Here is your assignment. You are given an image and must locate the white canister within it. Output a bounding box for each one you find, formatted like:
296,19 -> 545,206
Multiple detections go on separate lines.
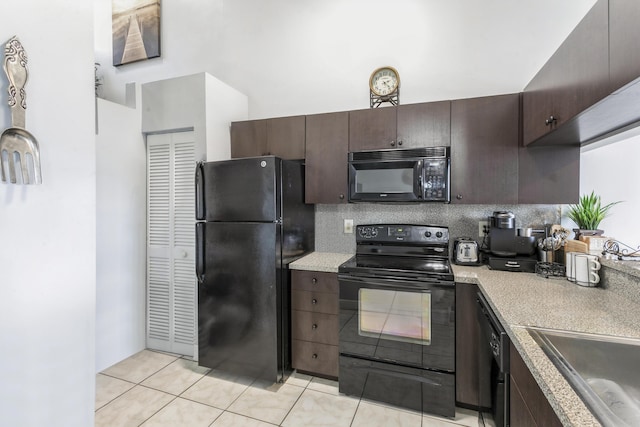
574,254 -> 601,287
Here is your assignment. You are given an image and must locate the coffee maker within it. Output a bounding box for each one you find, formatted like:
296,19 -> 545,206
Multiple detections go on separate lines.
487,211 -> 538,272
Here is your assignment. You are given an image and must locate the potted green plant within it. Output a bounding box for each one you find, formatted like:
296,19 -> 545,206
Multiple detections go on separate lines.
567,191 -> 621,239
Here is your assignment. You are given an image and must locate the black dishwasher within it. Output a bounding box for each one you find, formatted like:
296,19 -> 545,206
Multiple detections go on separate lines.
477,292 -> 510,427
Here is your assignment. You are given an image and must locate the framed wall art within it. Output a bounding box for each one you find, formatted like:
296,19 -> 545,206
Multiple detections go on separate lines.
112,0 -> 161,66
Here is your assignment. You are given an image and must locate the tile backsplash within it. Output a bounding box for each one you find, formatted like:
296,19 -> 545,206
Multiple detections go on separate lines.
315,203 -> 562,254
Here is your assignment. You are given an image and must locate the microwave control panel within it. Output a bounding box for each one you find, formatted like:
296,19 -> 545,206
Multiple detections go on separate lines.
423,159 -> 448,200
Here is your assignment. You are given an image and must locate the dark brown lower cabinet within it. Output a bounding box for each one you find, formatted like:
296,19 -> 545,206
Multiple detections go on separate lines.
510,341 -> 562,427
455,282 -> 481,408
291,270 -> 339,379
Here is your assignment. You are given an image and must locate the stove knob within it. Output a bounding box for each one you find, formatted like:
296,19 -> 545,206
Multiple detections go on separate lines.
425,231 -> 432,238
436,231 -> 443,238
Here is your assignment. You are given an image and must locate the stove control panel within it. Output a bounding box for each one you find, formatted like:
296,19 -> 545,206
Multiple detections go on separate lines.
356,224 -> 449,244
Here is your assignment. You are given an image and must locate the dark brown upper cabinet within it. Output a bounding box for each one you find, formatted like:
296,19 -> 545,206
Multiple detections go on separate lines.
231,115 -> 305,159
396,101 -> 451,147
610,0 -> 640,92
522,0 -> 609,146
518,145 -> 580,204
450,94 -> 520,204
305,112 -> 349,204
230,119 -> 267,158
349,102 -> 451,152
266,115 -> 306,159
348,107 -> 397,151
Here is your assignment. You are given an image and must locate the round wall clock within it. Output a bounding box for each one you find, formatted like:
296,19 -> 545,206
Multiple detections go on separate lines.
369,66 -> 400,108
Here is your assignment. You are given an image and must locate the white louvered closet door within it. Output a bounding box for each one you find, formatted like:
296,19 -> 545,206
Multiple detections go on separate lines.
147,131 -> 197,357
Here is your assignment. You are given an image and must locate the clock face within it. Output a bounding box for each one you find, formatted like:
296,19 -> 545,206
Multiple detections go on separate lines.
370,67 -> 400,96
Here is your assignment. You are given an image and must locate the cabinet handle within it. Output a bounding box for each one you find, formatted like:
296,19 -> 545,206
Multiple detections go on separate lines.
311,277 -> 317,284
545,116 -> 557,126
397,140 -> 403,146
312,298 -> 318,305
456,194 -> 463,200
390,140 -> 396,147
312,353 -> 318,359
312,324 -> 318,329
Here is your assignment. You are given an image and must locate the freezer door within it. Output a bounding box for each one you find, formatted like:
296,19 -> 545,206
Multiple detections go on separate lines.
200,157 -> 280,222
197,221 -> 286,382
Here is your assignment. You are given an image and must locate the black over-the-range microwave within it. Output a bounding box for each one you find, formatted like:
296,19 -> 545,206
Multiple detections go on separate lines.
348,147 -> 451,203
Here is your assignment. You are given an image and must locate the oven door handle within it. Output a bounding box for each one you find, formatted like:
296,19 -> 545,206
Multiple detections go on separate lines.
338,274 -> 454,289
352,363 -> 445,387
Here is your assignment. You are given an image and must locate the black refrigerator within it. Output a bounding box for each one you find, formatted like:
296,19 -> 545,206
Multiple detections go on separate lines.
195,156 -> 314,383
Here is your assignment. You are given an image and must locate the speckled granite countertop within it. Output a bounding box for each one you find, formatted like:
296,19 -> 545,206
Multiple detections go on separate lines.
289,252 -> 353,273
453,265 -> 640,427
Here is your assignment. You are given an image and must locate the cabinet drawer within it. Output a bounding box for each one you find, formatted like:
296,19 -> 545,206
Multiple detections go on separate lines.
292,339 -> 338,378
292,270 -> 338,294
292,310 -> 338,345
292,290 -> 338,314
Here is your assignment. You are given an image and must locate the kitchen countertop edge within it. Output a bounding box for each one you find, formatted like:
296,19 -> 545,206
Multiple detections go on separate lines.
453,264 -> 640,427
289,251 -> 353,273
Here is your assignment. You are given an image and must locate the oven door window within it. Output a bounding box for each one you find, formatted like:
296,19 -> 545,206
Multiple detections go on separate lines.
358,288 -> 431,345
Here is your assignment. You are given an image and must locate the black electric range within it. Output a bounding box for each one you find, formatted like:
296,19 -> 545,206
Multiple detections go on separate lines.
337,224 -> 456,419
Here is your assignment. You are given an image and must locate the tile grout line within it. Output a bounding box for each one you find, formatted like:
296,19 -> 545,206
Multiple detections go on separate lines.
275,381 -> 308,426
132,352 -> 201,426
134,393 -> 179,427
94,374 -> 138,412
223,375 -> 310,426
349,398 -> 363,427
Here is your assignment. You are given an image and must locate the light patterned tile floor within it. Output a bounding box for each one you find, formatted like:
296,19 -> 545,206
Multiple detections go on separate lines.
96,349 -> 481,427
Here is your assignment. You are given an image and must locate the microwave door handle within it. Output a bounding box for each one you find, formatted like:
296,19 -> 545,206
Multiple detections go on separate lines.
416,160 -> 424,199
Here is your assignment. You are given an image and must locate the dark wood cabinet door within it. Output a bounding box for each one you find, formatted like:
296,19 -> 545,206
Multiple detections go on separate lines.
305,112 -> 349,204
230,119 -> 267,158
266,115 -> 306,159
518,145 -> 580,204
455,283 -> 480,407
610,0 -> 640,92
397,101 -> 451,148
523,0 -> 609,146
510,342 -> 563,427
510,377 -> 538,427
450,94 -> 519,204
349,107 -> 397,151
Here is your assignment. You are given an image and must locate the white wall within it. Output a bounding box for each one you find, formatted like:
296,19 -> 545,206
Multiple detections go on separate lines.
94,0 -> 596,119
96,91 -> 146,373
0,1 -> 96,426
205,73 -> 248,161
142,73 -> 247,161
579,134 -> 640,247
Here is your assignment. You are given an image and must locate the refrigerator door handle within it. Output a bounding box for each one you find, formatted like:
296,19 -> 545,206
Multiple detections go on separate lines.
195,161 -> 205,221
196,222 -> 205,283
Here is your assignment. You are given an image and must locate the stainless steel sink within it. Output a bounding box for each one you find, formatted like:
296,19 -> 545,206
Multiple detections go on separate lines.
527,327 -> 640,427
